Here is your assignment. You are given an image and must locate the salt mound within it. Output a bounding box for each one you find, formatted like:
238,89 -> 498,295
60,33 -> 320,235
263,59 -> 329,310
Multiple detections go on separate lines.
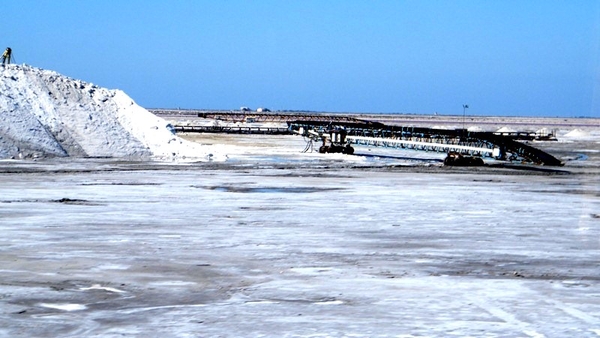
0,64 -> 223,161
467,126 -> 484,132
496,126 -> 517,133
563,129 -> 590,138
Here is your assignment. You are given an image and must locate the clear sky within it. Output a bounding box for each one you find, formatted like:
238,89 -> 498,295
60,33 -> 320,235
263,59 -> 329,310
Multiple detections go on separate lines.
3,1 -> 600,116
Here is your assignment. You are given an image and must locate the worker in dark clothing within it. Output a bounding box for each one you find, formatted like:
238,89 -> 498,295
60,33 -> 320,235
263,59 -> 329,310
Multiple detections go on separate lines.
2,47 -> 12,64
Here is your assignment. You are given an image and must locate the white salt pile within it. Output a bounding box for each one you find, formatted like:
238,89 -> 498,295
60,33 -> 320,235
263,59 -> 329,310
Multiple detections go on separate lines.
0,64 -> 225,161
495,126 -> 517,133
563,129 -> 590,139
467,126 -> 484,132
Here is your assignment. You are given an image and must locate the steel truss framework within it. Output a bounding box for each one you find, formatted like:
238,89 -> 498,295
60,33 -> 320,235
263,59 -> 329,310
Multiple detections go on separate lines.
288,120 -> 563,166
149,109 -> 363,124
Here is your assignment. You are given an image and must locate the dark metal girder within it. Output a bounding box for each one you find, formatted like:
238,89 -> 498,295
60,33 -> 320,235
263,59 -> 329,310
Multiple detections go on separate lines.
287,120 -> 563,166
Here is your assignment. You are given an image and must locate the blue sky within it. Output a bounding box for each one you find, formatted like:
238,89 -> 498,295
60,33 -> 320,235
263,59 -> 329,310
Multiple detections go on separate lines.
3,1 -> 599,116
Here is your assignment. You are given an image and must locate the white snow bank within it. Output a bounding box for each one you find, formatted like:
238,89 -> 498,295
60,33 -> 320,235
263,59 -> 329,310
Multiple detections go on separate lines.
0,64 -> 225,161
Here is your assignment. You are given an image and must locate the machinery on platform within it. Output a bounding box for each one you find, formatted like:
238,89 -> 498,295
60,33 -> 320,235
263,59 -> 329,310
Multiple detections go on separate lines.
298,127 -> 355,154
443,152 -> 485,166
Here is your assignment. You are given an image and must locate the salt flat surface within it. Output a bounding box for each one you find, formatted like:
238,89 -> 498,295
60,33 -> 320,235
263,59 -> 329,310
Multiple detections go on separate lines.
0,133 -> 598,337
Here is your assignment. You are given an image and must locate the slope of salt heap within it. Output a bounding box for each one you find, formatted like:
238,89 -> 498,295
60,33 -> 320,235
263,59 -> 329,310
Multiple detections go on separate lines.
495,126 -> 517,133
467,126 -> 484,132
0,64 -> 225,161
562,129 -> 590,139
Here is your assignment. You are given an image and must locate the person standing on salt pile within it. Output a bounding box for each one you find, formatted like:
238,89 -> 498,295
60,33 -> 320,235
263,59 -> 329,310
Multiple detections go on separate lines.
1,47 -> 11,64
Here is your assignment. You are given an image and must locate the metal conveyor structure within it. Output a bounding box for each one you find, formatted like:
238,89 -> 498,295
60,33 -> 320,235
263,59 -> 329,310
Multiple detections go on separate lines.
288,120 -> 563,166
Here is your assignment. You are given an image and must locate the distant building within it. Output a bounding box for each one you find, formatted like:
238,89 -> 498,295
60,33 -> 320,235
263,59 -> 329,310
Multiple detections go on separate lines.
240,106 -> 251,112
256,107 -> 271,113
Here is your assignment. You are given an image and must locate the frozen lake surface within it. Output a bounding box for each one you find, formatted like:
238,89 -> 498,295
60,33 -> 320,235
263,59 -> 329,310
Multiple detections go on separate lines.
0,134 -> 599,337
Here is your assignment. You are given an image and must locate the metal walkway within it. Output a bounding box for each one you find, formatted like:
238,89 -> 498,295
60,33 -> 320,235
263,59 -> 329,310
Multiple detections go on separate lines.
174,125 -> 290,134
288,120 -> 563,166
150,109 -> 364,124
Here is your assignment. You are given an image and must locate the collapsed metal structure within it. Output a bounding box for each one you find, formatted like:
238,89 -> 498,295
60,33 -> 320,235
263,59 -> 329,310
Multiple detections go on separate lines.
288,120 -> 563,166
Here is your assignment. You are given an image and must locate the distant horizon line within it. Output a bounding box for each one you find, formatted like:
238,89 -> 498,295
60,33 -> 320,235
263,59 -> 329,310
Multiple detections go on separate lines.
147,107 -> 599,119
